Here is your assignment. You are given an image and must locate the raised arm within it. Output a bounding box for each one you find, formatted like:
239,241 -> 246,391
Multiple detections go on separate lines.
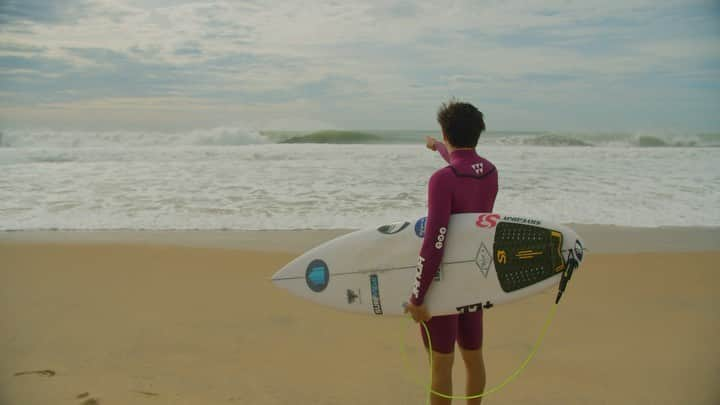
434,141 -> 451,163
410,170 -> 453,306
426,136 -> 451,163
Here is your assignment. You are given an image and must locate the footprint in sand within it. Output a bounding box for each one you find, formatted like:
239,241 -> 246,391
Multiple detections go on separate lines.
76,392 -> 100,404
13,369 -> 56,377
132,390 -> 160,397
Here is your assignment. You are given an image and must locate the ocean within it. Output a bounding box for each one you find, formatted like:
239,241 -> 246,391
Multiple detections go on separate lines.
1,128 -> 718,230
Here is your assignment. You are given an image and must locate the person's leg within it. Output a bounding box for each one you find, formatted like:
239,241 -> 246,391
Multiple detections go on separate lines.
429,350 -> 454,405
458,347 -> 485,405
457,311 -> 485,405
421,315 -> 458,405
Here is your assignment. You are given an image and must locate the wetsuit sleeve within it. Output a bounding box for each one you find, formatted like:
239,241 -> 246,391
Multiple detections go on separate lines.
411,170 -> 453,306
435,141 -> 451,163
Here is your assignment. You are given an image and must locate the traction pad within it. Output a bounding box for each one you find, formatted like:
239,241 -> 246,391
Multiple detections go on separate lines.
493,222 -> 566,292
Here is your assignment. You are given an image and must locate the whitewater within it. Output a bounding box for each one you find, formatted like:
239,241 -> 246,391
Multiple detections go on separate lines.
1,128 -> 718,230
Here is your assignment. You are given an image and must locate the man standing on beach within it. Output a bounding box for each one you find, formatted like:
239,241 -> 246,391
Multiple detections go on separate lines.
405,100 -> 498,405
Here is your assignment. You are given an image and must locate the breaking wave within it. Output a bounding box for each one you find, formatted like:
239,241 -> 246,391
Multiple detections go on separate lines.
281,130 -> 384,144
0,128 -> 717,148
522,134 -> 592,147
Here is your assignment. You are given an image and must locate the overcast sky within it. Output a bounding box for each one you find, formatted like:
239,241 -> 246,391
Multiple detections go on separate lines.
1,0 -> 719,132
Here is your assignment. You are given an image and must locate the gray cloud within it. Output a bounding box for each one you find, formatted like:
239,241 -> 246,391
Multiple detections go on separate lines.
0,0 -> 718,131
0,0 -> 91,24
0,54 -> 71,71
0,42 -> 47,53
174,41 -> 204,57
0,48 -> 203,104
128,45 -> 163,59
374,1 -> 419,18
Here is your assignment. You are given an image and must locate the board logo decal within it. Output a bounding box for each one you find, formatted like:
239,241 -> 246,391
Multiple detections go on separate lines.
476,213 -> 500,228
369,274 -> 383,315
456,301 -> 493,314
305,259 -> 329,292
517,249 -> 543,260
501,216 -> 541,226
414,217 -> 427,238
475,243 -> 492,277
346,289 -> 361,304
377,221 -> 410,235
496,250 -> 507,264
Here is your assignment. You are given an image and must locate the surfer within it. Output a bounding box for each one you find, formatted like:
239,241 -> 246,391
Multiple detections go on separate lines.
405,100 -> 498,404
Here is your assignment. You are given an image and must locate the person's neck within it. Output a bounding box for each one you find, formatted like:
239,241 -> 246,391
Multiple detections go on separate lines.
446,144 -> 475,154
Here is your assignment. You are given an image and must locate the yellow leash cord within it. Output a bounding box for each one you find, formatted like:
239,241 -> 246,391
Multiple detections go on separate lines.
401,303 -> 559,403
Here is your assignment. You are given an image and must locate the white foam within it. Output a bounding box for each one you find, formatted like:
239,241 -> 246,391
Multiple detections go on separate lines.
0,126 -> 269,148
1,143 -> 718,230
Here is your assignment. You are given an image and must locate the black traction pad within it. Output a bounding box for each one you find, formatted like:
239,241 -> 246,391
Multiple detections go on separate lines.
493,222 -> 566,293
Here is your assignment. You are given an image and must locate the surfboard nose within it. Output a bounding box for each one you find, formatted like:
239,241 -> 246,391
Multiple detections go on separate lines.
271,262 -> 296,285
271,267 -> 284,284
272,257 -> 332,295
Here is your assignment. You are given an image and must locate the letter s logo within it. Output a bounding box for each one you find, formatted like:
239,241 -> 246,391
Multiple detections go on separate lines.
476,214 -> 500,228
497,250 -> 507,264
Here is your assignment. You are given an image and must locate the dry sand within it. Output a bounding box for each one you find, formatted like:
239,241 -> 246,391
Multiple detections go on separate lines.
1,229 -> 719,404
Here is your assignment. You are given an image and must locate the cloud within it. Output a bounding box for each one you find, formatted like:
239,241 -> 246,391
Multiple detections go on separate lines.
0,0 -> 718,131
0,54 -> 72,74
0,0 -> 91,24
174,41 -> 204,56
0,42 -> 46,53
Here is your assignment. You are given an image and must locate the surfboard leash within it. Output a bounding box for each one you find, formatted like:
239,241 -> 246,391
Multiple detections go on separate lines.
402,249 -> 581,403
556,248 -> 580,304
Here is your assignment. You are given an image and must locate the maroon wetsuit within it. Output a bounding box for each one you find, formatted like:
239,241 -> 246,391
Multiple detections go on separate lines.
410,141 -> 498,353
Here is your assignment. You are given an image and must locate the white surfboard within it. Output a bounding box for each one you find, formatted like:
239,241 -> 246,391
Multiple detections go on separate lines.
272,213 -> 585,316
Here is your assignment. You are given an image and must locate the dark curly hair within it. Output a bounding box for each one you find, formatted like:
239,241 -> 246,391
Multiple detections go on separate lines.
436,99 -> 485,148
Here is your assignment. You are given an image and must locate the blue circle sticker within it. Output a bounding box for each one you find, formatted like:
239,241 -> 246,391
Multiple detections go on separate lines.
306,259 -> 329,292
414,217 -> 427,238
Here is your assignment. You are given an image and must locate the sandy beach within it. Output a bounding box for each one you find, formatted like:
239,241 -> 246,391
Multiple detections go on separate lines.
1,227 -> 719,405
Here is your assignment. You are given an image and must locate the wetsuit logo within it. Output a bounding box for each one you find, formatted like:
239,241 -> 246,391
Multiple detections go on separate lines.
412,256 -> 425,299
435,227 -> 447,249
472,162 -> 484,175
